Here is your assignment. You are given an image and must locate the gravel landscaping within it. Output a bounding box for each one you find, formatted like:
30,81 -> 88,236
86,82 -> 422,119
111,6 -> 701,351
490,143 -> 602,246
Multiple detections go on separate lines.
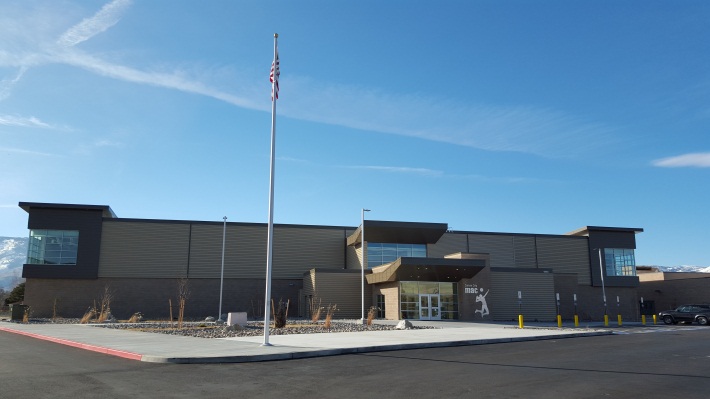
4,318 -> 438,338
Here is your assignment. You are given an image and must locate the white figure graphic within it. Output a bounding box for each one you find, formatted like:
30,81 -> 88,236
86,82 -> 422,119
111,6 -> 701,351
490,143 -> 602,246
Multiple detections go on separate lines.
475,288 -> 490,318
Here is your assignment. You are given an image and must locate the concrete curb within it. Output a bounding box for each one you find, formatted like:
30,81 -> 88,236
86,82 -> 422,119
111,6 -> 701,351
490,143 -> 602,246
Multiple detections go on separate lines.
0,324 -> 611,364
0,326 -> 143,361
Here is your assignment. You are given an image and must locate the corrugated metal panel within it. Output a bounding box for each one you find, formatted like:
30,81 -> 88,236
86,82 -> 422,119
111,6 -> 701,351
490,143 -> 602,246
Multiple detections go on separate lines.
537,236 -> 591,285
513,236 -> 537,268
308,271 -> 369,319
272,226 -> 346,278
98,221 -> 189,278
188,223 -> 232,278
428,232 -> 468,258
468,234 -> 515,268
490,270 -> 556,321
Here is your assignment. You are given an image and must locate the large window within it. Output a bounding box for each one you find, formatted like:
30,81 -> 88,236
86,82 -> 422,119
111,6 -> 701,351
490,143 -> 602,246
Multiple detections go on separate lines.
604,248 -> 636,276
367,243 -> 427,268
27,230 -> 79,265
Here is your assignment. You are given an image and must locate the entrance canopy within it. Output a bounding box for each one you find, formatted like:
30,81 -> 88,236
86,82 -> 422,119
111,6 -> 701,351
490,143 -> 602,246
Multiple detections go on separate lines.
366,257 -> 486,284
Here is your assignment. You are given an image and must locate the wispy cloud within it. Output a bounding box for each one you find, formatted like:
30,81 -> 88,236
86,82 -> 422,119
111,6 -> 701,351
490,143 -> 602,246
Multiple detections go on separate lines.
0,147 -> 58,157
57,0 -> 132,48
0,0 -> 613,159
653,152 -> 710,168
345,165 -> 444,177
0,114 -> 55,129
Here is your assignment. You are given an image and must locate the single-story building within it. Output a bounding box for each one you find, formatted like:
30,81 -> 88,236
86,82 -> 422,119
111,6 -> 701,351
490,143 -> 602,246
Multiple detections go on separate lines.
19,202 -> 644,322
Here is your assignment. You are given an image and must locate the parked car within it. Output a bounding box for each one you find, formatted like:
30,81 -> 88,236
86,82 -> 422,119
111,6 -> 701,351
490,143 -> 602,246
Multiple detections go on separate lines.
659,304 -> 710,326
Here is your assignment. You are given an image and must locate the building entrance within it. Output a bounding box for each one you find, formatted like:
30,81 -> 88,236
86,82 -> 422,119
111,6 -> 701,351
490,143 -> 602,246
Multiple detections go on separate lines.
419,294 -> 441,320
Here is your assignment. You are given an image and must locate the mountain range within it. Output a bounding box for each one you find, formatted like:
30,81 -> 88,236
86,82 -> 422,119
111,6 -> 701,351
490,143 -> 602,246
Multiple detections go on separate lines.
0,236 -> 708,290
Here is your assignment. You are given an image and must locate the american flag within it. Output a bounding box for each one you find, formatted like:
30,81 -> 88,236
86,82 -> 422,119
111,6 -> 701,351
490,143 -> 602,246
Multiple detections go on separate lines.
270,46 -> 280,100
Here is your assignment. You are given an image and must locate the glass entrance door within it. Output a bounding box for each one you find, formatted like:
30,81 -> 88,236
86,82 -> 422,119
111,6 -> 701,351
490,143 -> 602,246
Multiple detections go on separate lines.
419,294 -> 441,320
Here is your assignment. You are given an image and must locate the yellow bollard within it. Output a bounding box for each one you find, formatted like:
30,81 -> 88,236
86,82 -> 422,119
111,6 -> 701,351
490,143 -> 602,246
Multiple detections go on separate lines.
604,314 -> 609,327
642,315 -> 646,325
518,314 -> 524,329
617,314 -> 622,326
574,314 -> 579,327
653,314 -> 657,325
557,314 -> 562,328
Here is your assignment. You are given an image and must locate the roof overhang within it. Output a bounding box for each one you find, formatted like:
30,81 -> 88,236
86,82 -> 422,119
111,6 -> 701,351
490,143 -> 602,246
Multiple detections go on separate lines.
566,226 -> 644,237
347,220 -> 448,246
19,202 -> 117,218
366,257 -> 486,284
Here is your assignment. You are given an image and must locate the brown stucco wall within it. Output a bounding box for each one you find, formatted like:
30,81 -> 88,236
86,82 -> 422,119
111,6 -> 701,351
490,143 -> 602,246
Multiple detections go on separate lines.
637,276 -> 710,312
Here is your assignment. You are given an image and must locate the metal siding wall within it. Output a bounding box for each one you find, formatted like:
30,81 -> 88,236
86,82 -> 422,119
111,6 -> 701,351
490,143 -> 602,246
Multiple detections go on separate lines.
468,234 -> 515,268
98,221 -> 189,278
188,223 -> 227,278
312,272 -> 366,319
428,233 -> 468,257
537,237 -> 591,285
513,236 -> 537,268
272,226 -> 345,279
490,271 -> 556,321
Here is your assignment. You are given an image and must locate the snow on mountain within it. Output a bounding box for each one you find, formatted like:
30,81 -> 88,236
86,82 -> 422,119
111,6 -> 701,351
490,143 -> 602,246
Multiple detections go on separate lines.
0,237 -> 27,290
654,265 -> 710,273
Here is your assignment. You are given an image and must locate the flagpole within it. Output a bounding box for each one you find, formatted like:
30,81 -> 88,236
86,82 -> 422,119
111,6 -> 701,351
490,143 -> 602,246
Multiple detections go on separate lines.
262,33 -> 278,346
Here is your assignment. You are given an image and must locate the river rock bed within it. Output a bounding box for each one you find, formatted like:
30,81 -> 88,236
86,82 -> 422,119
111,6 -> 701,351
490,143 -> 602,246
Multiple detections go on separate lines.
7,318 -> 437,338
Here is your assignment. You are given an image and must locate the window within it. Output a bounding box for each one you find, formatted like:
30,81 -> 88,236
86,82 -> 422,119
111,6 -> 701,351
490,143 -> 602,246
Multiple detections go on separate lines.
27,230 -> 79,265
376,294 -> 385,318
604,248 -> 636,277
367,243 -> 427,268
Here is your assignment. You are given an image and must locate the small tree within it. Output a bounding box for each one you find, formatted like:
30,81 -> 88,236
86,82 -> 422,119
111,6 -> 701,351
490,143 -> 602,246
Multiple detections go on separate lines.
4,282 -> 25,305
176,278 -> 190,328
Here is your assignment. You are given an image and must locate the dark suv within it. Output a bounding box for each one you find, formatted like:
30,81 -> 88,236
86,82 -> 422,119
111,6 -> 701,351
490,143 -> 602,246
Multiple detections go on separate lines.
659,304 -> 710,326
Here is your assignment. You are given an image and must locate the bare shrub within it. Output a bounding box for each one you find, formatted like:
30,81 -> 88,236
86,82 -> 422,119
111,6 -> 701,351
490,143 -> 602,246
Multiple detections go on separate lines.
127,312 -> 143,323
97,285 -> 113,323
324,304 -> 337,330
309,297 -> 323,322
271,299 -> 290,328
22,306 -> 30,323
367,306 -> 378,326
80,303 -> 97,324
52,298 -> 59,321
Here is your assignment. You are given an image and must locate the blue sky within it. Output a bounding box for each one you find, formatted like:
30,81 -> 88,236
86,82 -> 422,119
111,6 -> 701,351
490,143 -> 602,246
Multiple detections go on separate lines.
1,0 -> 709,267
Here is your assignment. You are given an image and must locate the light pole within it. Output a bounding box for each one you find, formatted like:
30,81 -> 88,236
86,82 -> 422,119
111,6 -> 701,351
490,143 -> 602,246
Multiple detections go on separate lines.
218,216 -> 227,323
361,208 -> 371,324
597,248 -> 608,325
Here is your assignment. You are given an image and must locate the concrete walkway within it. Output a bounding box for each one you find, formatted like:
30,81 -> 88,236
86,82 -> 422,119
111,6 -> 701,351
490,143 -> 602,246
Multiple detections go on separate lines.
0,320 -> 612,364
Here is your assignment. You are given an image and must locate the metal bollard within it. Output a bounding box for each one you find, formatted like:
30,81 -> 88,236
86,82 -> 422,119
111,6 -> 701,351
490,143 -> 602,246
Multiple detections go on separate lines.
518,314 -> 524,329
574,314 -> 579,327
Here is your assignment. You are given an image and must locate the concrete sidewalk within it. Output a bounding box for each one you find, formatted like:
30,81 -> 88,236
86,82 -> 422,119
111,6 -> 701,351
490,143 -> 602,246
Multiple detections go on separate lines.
0,320 -> 612,364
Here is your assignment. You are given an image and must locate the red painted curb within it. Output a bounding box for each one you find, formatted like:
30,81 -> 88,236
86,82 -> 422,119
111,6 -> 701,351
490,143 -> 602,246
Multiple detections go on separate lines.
0,326 -> 143,361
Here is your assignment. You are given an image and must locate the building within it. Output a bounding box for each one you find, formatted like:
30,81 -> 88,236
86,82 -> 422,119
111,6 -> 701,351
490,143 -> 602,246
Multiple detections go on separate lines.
19,202 -> 644,322
636,268 -> 710,314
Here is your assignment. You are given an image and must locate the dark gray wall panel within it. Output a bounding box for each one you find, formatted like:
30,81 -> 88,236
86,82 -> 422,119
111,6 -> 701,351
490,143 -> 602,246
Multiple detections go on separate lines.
468,233 -> 515,268
23,207 -> 104,279
537,236 -> 591,285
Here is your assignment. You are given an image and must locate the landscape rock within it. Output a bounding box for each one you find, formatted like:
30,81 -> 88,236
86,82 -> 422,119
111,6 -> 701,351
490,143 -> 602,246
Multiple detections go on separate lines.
396,320 -> 413,330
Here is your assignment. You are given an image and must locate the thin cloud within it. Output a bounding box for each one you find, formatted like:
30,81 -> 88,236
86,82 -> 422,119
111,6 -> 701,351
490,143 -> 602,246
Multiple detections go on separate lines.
0,114 -> 54,129
346,165 -> 444,177
653,152 -> 710,168
57,0 -> 132,47
0,0 -> 614,159
0,147 -> 58,157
